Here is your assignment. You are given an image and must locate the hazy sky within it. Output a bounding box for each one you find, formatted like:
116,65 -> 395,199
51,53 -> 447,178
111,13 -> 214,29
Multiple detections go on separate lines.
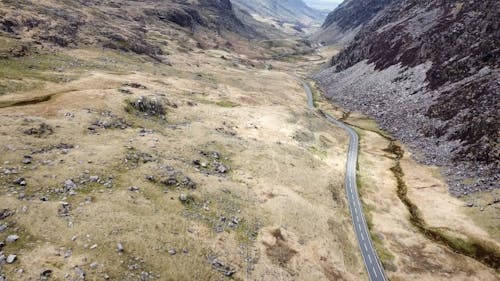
303,0 -> 343,11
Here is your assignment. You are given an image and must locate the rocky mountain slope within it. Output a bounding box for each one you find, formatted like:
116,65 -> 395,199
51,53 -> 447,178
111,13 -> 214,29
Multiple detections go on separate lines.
315,0 -> 500,195
312,0 -> 395,45
0,0 -> 264,61
231,0 -> 328,32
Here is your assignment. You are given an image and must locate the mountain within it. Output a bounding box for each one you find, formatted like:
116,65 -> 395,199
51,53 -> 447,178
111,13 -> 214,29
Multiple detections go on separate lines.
231,0 -> 328,30
314,0 -> 500,195
0,0 -> 263,60
312,0 -> 395,45
303,0 -> 341,11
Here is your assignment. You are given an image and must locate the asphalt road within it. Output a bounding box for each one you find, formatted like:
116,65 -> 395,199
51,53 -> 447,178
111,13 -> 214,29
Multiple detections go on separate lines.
300,79 -> 388,281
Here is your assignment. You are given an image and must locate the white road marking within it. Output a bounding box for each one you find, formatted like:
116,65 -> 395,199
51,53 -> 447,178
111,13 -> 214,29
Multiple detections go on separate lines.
303,89 -> 386,281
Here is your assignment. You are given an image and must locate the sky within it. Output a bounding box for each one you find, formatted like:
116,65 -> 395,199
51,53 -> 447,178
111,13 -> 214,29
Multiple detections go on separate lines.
303,0 -> 343,11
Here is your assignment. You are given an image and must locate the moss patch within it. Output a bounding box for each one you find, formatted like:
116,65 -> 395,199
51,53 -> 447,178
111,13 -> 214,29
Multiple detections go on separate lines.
387,141 -> 500,271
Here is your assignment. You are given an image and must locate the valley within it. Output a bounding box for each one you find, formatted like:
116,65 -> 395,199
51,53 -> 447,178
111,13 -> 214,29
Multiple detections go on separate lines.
0,1 -> 498,281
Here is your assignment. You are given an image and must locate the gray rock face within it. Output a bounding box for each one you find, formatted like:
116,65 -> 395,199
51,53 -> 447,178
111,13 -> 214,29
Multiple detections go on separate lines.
315,0 -> 500,195
314,0 -> 395,45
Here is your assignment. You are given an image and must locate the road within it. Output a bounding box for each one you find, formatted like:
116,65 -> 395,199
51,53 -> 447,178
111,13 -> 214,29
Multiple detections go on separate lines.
299,79 -> 388,281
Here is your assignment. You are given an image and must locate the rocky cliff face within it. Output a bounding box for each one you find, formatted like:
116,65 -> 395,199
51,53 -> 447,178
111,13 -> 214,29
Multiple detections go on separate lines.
315,0 -> 499,195
312,0 -> 395,45
0,0 -> 257,59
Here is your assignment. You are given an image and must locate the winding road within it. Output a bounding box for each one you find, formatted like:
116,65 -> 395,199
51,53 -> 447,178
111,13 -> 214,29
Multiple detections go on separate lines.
300,79 -> 388,281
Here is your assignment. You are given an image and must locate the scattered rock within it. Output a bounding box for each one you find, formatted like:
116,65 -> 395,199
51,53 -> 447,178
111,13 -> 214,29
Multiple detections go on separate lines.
168,248 -> 177,255
13,177 -> 27,186
162,176 -> 177,186
74,267 -> 86,280
0,209 -> 13,220
90,117 -> 129,131
214,162 -> 229,174
90,244 -> 98,250
209,256 -> 236,277
64,179 -> 77,191
179,194 -> 188,203
6,234 -> 19,243
6,254 -> 17,264
58,202 -> 71,217
90,262 -> 99,269
40,269 -> 53,279
64,249 -> 72,258
466,202 -> 474,207
89,176 -> 100,182
22,155 -> 33,164
126,96 -> 166,117
123,82 -> 147,89
181,177 -> 196,189
125,150 -> 154,165
211,151 -> 220,159
119,88 -> 133,95
23,123 -> 54,137
128,186 -> 140,192
117,243 -> 124,252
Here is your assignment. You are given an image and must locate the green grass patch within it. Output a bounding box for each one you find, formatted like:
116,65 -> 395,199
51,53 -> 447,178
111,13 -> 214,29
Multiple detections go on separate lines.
357,176 -> 398,272
387,141 -> 500,271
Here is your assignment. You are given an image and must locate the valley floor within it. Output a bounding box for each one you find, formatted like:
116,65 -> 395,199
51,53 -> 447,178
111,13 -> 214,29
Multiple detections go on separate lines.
0,38 -> 498,281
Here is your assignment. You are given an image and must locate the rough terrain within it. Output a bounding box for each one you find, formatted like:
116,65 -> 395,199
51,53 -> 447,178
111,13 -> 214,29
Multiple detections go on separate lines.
0,1 -> 499,280
0,4 -> 366,278
315,0 -> 499,195
311,0 -> 395,45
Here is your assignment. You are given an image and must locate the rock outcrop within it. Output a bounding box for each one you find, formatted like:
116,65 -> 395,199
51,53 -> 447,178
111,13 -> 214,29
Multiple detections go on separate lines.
315,0 -> 500,195
0,0 -> 259,59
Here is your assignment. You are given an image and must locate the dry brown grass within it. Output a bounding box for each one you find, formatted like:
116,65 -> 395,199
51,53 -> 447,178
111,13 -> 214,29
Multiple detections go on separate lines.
0,34 -> 364,281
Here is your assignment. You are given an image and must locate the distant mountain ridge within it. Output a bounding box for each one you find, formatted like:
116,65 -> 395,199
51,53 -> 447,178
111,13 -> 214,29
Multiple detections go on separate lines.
231,0 -> 328,26
303,0 -> 340,11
